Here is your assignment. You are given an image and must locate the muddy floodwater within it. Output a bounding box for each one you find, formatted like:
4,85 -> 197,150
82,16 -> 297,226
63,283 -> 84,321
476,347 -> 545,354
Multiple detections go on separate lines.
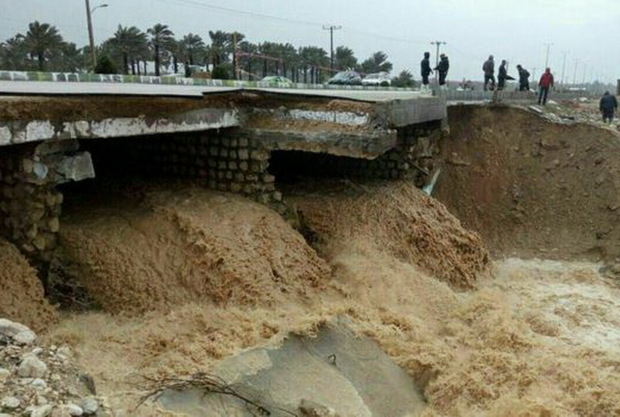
3,104 -> 620,416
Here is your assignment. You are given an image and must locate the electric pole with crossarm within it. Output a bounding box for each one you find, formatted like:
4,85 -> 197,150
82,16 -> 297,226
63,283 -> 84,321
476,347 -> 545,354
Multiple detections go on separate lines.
323,25 -> 342,75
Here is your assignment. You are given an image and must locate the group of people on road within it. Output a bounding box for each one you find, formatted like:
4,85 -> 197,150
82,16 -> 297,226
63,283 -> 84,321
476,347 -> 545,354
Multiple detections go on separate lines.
420,52 -> 449,91
482,55 -> 555,104
420,52 -> 618,122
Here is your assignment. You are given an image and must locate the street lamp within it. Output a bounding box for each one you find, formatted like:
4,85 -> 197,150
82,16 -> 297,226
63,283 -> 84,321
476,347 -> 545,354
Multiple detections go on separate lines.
85,0 -> 108,70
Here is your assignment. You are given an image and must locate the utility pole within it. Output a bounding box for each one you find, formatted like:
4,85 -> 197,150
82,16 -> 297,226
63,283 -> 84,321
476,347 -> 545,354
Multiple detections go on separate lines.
543,42 -> 553,69
233,32 -> 241,80
572,58 -> 578,86
85,0 -> 108,71
430,41 -> 446,83
582,62 -> 587,86
560,51 -> 568,87
323,25 -> 342,75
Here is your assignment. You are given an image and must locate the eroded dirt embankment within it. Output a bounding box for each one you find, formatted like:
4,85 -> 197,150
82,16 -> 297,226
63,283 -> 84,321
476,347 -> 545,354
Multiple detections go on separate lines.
436,105 -> 620,260
0,238 -> 57,331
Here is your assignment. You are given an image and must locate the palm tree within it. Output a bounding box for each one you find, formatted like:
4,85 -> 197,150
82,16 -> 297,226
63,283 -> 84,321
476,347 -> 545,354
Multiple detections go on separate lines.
361,51 -> 393,74
0,36 -> 29,70
299,46 -> 328,83
335,46 -> 357,71
147,23 -> 174,76
56,43 -> 86,72
21,21 -> 65,71
207,30 -> 231,68
180,33 -> 205,66
109,25 -> 148,74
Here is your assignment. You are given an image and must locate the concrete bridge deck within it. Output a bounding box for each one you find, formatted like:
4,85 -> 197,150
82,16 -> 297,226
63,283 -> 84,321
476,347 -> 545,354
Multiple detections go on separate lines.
0,85 -> 446,159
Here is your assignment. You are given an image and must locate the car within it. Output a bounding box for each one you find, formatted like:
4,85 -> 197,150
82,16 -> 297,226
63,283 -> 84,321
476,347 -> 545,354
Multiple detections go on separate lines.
326,71 -> 362,85
362,72 -> 392,87
260,75 -> 293,84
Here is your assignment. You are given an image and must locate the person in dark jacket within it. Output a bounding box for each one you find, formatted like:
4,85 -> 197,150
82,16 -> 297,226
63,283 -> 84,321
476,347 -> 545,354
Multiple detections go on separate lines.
483,55 -> 495,91
516,65 -> 530,91
434,54 -> 449,90
420,52 -> 433,92
538,67 -> 554,105
497,60 -> 508,90
600,91 -> 619,123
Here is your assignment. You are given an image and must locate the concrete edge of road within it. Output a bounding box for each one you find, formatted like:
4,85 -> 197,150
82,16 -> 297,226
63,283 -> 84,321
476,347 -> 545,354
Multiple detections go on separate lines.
0,70 -> 416,92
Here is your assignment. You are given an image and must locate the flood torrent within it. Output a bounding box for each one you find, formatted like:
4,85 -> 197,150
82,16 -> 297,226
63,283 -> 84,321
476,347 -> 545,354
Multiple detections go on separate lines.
4,105 -> 620,416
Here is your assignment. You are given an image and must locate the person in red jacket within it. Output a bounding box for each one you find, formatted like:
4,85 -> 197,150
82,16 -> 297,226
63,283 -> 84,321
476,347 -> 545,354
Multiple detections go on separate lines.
538,68 -> 554,105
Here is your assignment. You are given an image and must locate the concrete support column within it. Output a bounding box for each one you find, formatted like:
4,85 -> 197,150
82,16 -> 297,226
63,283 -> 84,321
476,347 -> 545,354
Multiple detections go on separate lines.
0,140 -> 94,265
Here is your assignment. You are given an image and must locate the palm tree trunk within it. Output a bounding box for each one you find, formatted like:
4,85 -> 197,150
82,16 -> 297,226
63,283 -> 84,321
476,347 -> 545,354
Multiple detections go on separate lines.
38,52 -> 45,71
304,67 -> 308,83
154,44 -> 160,76
263,59 -> 267,77
123,53 -> 129,75
173,55 -> 179,73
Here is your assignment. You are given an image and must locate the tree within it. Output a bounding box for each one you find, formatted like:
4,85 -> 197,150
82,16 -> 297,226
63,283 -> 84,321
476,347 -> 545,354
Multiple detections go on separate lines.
361,51 -> 393,75
56,43 -> 86,72
207,30 -> 230,68
108,25 -> 148,74
180,33 -> 205,66
0,36 -> 29,70
147,23 -> 174,76
392,70 -> 415,88
21,21 -> 65,71
299,46 -> 328,83
335,46 -> 357,71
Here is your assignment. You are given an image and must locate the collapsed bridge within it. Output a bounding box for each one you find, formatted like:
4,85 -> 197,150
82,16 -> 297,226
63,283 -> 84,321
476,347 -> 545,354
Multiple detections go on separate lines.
0,86 -> 446,265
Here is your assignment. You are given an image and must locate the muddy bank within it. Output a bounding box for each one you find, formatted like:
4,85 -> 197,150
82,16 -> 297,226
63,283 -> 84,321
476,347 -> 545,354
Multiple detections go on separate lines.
0,238 -> 57,331
436,105 -> 620,260
289,180 -> 489,290
58,185 -> 329,315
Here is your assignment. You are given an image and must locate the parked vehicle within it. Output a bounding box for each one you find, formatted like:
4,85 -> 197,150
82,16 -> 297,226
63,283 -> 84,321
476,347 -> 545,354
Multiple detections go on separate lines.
326,71 -> 362,85
362,72 -> 391,87
260,76 -> 293,85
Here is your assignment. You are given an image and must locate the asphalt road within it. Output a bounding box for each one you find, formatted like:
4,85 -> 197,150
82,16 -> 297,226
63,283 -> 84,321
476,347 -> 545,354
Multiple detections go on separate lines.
0,81 -> 429,102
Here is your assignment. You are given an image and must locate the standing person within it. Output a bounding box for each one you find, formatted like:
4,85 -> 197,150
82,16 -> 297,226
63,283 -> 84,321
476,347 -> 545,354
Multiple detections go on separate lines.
483,55 -> 495,91
497,60 -> 508,90
516,65 -> 530,91
600,91 -> 618,123
420,52 -> 433,92
434,53 -> 450,90
538,67 -> 554,105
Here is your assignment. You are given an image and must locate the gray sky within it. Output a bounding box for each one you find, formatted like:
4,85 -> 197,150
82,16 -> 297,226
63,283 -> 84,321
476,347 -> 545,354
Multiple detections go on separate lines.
2,0 -> 619,83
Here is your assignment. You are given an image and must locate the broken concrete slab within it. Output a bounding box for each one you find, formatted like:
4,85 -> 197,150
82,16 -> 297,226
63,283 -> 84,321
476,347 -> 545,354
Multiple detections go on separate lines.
158,320 -> 426,417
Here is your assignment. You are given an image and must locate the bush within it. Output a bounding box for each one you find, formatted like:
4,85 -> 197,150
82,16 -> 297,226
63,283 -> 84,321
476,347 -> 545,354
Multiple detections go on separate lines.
212,64 -> 231,80
94,55 -> 117,74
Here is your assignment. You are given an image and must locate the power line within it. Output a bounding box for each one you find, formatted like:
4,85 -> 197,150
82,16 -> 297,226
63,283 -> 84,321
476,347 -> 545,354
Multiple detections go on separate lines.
154,0 -> 323,28
153,0 -> 429,46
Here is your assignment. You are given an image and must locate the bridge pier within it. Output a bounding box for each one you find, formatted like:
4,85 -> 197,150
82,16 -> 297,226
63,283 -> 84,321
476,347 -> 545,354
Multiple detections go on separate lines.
0,140 -> 94,265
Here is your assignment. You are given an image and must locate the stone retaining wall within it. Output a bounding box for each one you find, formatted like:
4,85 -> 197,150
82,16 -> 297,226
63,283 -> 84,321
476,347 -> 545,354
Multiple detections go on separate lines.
128,131 -> 283,207
0,146 -> 63,264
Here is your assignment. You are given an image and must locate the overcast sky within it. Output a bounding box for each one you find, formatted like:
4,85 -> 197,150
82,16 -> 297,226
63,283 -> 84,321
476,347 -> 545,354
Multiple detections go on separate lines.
2,0 -> 619,83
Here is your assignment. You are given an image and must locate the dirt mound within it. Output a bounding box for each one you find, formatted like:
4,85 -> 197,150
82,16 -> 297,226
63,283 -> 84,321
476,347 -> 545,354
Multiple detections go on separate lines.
290,180 -> 489,289
0,238 -> 57,331
436,105 -> 620,260
58,186 -> 330,315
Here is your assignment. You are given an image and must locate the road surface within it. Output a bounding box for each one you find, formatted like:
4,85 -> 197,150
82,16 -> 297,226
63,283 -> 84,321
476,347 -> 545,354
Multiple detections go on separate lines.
0,81 -> 430,102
